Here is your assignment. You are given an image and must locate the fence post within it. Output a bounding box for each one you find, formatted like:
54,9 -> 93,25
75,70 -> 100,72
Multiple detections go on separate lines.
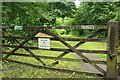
119,58 -> 120,76
106,20 -> 119,78
118,6 -> 120,77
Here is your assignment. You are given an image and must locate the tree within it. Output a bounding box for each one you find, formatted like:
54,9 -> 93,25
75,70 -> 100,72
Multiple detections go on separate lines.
2,2 -> 76,26
74,2 -> 119,25
72,2 -> 119,38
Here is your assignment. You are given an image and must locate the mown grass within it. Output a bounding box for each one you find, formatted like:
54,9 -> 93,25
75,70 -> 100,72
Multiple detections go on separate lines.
80,42 -> 107,61
80,42 -> 120,62
2,34 -> 120,78
2,40 -> 94,78
61,34 -> 120,61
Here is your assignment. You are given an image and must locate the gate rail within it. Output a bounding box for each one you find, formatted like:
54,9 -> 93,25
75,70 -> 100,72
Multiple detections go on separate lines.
1,20 -> 120,79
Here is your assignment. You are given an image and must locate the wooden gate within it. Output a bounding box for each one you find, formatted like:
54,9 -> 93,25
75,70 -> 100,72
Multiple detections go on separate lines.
1,20 -> 120,79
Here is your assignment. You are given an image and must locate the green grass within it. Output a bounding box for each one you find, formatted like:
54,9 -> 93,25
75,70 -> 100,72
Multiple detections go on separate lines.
60,35 -> 88,38
2,34 -> 120,78
80,42 -> 107,60
80,42 -> 120,61
61,35 -> 120,61
2,40 -> 93,78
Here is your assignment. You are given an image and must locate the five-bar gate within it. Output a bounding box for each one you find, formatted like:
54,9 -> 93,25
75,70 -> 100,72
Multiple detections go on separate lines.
1,20 -> 120,79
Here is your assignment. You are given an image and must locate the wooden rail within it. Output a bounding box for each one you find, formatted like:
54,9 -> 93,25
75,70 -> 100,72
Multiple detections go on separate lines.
2,51 -> 119,65
5,59 -> 103,77
3,36 -> 120,43
2,52 -> 107,64
2,36 -> 106,42
2,44 -> 107,54
1,25 -> 108,29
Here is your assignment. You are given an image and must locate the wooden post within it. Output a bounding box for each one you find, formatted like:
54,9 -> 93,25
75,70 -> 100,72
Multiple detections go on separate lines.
0,29 -> 1,65
106,20 -> 119,78
118,6 -> 120,76
119,60 -> 120,76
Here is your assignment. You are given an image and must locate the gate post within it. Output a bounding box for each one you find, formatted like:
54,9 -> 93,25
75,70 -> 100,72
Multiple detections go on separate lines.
106,20 -> 119,78
119,57 -> 120,76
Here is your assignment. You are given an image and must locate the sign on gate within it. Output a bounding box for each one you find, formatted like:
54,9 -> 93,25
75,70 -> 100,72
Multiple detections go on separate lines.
81,25 -> 94,29
38,38 -> 50,49
14,26 -> 23,30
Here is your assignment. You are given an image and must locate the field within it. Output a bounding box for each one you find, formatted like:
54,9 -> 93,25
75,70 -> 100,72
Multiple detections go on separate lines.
2,35 -> 120,78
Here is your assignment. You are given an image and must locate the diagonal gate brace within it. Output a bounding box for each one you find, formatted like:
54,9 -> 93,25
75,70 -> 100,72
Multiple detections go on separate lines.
56,29 -> 104,60
2,29 -> 46,66
46,29 -> 105,67
45,27 -> 106,75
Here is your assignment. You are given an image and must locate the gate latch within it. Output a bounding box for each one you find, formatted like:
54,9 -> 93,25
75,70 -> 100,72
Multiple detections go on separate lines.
110,53 -> 117,60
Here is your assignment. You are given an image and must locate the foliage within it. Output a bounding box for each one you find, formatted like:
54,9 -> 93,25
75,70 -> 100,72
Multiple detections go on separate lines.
2,2 -> 76,26
74,2 -> 119,25
71,2 -> 119,38
2,2 -> 120,38
2,2 -> 77,37
54,17 -> 75,35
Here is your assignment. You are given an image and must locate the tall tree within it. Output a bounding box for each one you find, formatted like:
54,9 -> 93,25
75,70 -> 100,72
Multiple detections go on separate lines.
2,2 -> 76,26
72,2 -> 119,38
74,2 -> 119,25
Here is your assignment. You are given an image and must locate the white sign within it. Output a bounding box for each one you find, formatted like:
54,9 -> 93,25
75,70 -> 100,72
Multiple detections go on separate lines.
81,25 -> 94,29
14,26 -> 23,30
38,38 -> 50,49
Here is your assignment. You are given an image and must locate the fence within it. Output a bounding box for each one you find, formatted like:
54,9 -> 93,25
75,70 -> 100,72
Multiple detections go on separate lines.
1,20 -> 120,79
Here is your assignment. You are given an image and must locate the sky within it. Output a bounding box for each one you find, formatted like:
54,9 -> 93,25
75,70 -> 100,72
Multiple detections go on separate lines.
74,0 -> 80,8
